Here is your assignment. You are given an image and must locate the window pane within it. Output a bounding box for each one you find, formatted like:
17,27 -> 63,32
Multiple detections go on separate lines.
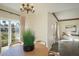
0,20 -> 9,47
11,21 -> 20,44
11,21 -> 16,44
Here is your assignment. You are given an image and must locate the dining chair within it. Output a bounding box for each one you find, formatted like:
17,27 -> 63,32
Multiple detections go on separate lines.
35,40 -> 46,46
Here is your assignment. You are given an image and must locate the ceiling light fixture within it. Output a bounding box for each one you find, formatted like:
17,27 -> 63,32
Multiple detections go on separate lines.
20,3 -> 35,14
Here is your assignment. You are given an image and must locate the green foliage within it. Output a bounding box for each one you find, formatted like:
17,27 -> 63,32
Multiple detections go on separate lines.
23,29 -> 35,46
1,32 -> 8,47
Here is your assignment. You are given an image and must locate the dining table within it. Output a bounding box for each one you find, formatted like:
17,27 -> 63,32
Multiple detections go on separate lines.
1,43 -> 48,56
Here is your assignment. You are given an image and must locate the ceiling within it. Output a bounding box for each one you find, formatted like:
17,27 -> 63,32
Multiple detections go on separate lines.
0,3 -> 21,14
55,7 -> 79,21
0,3 -> 79,21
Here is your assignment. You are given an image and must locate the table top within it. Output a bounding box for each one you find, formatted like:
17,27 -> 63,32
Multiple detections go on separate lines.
1,43 -> 48,56
24,43 -> 48,56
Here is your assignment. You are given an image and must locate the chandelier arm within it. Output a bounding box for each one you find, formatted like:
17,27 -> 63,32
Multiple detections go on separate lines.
20,3 -> 35,13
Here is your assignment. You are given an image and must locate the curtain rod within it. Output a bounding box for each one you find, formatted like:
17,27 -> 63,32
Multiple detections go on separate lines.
0,9 -> 20,16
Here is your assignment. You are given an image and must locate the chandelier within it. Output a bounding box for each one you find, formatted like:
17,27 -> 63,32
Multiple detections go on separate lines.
20,3 -> 35,14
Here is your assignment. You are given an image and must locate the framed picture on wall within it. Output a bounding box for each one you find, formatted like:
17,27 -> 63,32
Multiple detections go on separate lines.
65,25 -> 77,32
65,25 -> 77,35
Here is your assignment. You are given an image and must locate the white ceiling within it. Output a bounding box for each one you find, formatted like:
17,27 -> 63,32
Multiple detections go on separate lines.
55,7 -> 79,20
0,3 -> 79,12
47,3 -> 79,13
0,3 -> 21,14
0,3 -> 79,20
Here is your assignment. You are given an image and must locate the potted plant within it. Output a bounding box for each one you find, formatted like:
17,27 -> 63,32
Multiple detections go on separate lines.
23,29 -> 35,52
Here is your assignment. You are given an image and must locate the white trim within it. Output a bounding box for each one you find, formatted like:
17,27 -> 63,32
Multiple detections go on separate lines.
8,21 -> 11,46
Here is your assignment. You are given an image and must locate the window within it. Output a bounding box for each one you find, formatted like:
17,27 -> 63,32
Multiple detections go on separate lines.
0,19 -> 20,47
0,20 -> 9,47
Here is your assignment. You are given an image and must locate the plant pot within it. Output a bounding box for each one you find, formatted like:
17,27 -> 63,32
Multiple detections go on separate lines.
23,45 -> 34,52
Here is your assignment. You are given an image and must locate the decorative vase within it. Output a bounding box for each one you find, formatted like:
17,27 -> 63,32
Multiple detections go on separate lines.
23,45 -> 34,52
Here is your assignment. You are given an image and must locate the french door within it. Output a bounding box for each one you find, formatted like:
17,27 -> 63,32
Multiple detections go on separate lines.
0,19 -> 20,48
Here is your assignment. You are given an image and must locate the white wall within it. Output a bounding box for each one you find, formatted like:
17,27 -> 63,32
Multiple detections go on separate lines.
24,4 -> 48,47
59,20 -> 79,38
24,4 -> 59,49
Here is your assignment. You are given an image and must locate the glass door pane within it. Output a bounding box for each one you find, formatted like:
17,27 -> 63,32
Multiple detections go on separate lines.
11,21 -> 16,44
11,21 -> 20,44
0,20 -> 20,47
0,20 -> 9,47
15,22 -> 20,40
